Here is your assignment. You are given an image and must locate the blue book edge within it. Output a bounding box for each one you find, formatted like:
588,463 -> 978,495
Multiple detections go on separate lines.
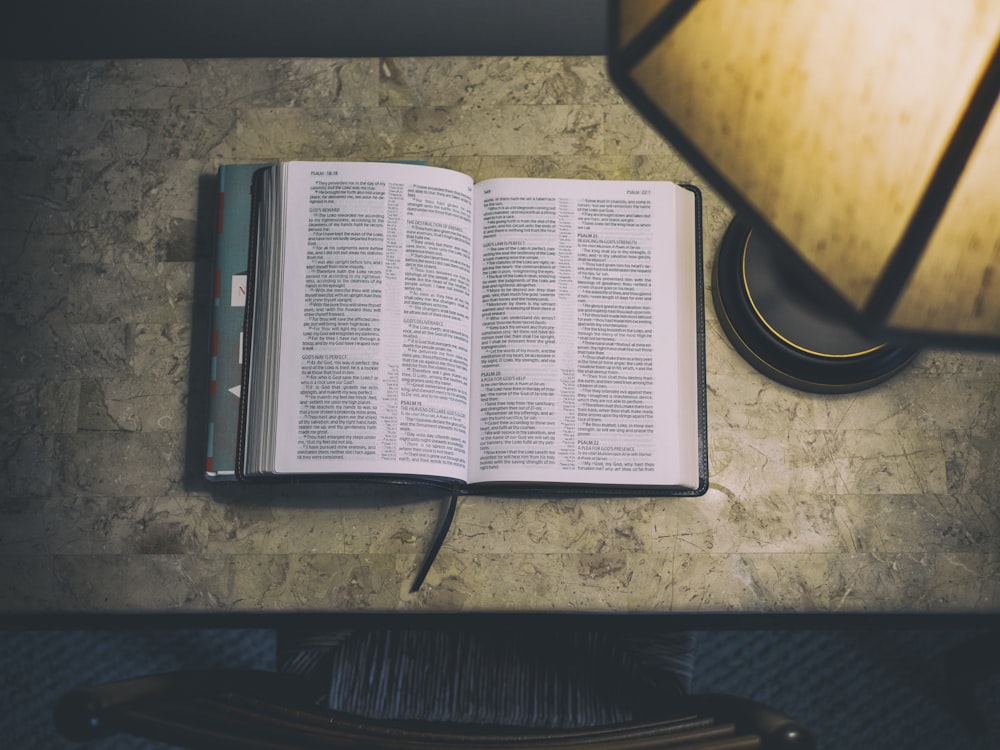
205,163 -> 266,481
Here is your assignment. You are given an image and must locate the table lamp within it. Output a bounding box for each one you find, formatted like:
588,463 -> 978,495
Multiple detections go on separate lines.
608,0 -> 1000,392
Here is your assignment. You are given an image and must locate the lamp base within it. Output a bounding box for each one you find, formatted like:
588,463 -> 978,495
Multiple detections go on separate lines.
712,218 -> 919,393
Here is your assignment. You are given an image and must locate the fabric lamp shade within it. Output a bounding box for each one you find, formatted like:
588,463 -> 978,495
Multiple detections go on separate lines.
608,0 -> 1000,348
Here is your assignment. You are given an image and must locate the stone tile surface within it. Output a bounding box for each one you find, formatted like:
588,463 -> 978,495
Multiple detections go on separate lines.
1,56 -> 998,615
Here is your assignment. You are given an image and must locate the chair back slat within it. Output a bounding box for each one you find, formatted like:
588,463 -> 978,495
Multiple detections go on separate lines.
55,670 -> 814,750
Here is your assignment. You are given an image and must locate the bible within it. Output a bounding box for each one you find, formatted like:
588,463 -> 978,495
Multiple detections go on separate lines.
231,160 -> 707,495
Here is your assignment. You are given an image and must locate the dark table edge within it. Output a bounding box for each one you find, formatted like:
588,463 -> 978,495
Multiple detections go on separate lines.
4,611 -> 999,631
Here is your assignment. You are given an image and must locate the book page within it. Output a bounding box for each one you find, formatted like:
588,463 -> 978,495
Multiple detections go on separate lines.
469,178 -> 699,488
272,162 -> 475,480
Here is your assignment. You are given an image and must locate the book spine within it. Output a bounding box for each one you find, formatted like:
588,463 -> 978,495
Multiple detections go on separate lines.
205,164 -> 266,480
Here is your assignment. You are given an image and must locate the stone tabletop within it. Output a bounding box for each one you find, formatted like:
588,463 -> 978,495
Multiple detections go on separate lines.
2,57 -> 999,616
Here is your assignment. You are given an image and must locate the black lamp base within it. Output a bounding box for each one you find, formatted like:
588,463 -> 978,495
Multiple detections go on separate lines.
712,218 -> 919,393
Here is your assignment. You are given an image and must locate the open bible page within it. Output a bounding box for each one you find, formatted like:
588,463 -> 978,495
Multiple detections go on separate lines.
271,162 -> 475,480
469,178 -> 699,488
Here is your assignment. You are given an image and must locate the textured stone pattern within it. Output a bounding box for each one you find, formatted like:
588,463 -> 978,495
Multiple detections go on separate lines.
1,58 -> 998,614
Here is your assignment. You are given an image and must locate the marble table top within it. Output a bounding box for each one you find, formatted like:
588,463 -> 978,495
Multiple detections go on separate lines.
2,57 -> 999,617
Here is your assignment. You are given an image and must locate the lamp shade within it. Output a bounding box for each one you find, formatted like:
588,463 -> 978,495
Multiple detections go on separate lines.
608,0 -> 1000,348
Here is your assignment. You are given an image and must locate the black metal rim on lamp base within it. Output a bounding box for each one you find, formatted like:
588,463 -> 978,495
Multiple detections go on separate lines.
712,218 -> 920,393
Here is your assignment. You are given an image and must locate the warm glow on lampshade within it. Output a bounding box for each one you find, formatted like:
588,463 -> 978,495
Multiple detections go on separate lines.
609,0 -> 1000,346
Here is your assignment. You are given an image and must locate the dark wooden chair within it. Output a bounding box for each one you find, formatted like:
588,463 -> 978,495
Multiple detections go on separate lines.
53,668 -> 815,749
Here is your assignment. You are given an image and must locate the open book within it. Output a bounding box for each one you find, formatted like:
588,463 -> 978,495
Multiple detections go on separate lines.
235,161 -> 707,495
